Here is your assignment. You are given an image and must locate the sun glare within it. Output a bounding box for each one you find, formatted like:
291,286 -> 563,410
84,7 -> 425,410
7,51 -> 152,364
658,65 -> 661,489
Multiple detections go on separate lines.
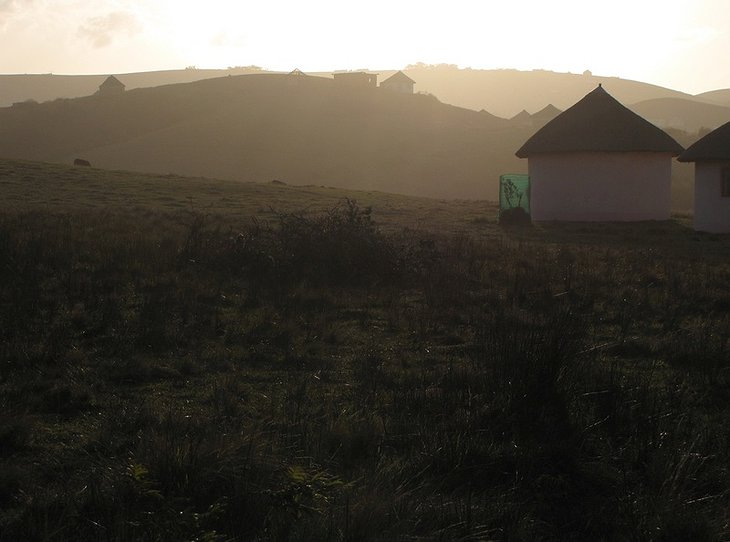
0,0 -> 725,93
145,0 -> 692,79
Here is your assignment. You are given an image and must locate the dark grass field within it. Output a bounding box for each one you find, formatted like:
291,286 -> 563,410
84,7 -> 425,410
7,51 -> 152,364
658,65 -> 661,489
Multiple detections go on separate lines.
1,159 -> 729,540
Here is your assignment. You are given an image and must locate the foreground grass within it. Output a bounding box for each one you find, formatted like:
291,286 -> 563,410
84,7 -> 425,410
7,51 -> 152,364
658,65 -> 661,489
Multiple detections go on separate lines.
1,160 -> 729,540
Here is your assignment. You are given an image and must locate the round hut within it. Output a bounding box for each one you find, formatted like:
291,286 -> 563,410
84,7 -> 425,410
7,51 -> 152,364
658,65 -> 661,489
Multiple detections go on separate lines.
515,85 -> 684,221
678,121 -> 730,233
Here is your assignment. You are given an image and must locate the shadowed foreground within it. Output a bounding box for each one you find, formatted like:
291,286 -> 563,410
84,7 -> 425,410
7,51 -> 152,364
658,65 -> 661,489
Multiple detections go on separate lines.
1,160 -> 729,540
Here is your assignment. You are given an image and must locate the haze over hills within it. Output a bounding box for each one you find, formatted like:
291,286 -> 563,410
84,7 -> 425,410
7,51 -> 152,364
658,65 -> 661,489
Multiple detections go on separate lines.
694,89 -> 730,108
390,65 -> 730,131
629,97 -> 730,133
0,67 -> 267,108
396,65 -> 694,117
0,68 -> 703,205
3,65 -> 729,126
0,73 -> 529,200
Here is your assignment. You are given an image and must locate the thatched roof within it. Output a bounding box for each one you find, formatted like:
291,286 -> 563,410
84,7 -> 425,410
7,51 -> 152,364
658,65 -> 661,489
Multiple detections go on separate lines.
516,85 -> 683,158
678,121 -> 730,162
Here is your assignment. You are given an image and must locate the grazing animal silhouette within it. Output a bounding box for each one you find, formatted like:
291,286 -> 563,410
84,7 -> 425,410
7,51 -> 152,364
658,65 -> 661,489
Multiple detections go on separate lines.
74,158 -> 91,167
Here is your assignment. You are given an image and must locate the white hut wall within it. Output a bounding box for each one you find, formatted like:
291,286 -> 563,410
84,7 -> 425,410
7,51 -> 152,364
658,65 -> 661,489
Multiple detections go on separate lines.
528,151 -> 672,221
693,161 -> 730,233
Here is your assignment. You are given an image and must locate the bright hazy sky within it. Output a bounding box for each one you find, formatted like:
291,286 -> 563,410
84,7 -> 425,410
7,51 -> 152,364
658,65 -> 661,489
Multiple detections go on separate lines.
1,0 -> 729,94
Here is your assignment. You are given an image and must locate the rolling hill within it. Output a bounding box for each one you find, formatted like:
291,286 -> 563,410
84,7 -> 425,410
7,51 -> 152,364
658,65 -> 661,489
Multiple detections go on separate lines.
0,67 -> 266,108
694,88 -> 730,107
0,73 -> 530,200
0,71 -> 701,206
3,65 -> 724,124
396,65 -> 693,118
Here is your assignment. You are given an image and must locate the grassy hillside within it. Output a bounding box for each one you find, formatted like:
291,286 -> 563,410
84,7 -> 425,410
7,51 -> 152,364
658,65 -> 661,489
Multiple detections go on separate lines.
0,158 -> 498,234
1,159 -> 729,540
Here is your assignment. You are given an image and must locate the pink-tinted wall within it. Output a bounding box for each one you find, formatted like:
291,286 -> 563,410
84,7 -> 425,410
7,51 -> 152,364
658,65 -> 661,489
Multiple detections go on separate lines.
528,152 -> 673,221
693,162 -> 730,233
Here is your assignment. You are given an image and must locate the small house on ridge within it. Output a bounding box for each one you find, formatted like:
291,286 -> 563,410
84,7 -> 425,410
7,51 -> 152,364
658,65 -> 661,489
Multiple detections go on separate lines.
380,71 -> 415,94
97,75 -> 125,97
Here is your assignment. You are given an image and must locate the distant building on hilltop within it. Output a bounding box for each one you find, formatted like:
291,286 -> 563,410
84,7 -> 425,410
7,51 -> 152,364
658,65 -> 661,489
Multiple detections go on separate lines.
511,109 -> 531,121
97,75 -> 125,97
515,84 -> 683,222
678,121 -> 730,232
510,109 -> 533,128
510,105 -> 561,129
333,71 -> 378,88
380,71 -> 415,94
287,68 -> 309,86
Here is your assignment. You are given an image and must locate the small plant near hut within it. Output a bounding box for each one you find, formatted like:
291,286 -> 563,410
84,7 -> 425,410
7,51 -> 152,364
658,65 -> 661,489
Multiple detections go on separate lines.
499,176 -> 532,225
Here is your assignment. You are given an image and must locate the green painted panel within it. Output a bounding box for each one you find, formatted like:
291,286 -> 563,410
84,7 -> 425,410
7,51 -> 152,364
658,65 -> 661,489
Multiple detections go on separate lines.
499,174 -> 530,213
